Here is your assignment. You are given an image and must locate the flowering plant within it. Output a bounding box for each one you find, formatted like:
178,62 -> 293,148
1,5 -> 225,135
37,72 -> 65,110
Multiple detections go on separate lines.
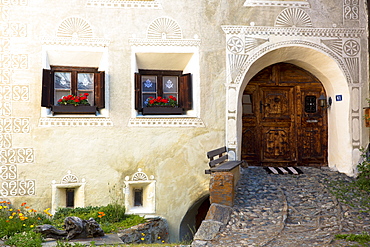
146,95 -> 178,107
57,93 -> 90,106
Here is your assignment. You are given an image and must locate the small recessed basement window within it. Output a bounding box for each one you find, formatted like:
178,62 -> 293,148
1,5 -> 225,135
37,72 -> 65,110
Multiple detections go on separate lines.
134,188 -> 143,207
66,189 -> 75,208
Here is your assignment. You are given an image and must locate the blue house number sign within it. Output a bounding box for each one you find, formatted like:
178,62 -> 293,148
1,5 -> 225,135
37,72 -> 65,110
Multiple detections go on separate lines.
336,95 -> 342,101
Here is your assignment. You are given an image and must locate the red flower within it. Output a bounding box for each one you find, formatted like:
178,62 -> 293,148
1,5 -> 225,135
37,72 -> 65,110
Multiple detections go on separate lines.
146,96 -> 178,107
84,93 -> 89,96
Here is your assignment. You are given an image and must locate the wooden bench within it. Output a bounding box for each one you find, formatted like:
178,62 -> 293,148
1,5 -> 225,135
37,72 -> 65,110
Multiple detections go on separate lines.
205,146 -> 243,174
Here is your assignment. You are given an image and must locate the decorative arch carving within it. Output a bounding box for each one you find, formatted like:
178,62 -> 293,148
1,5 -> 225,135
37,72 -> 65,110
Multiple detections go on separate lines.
132,169 -> 149,181
147,17 -> 182,39
61,170 -> 79,184
57,17 -> 93,39
275,8 -> 312,27
321,39 -> 343,56
233,40 -> 352,85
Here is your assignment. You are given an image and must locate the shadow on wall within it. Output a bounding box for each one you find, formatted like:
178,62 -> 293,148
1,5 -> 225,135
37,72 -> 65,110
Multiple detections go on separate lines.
179,195 -> 210,242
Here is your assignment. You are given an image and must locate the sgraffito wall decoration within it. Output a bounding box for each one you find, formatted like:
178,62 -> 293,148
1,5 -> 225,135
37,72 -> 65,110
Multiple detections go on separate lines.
344,0 -> 359,21
86,0 -> 162,9
224,2 -> 365,163
0,1 -> 35,197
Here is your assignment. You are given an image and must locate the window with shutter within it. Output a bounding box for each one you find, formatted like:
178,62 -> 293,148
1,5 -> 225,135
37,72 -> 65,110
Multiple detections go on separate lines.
135,70 -> 192,115
42,66 -> 105,114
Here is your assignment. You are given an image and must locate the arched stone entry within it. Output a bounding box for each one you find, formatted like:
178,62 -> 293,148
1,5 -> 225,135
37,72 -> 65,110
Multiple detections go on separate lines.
224,43 -> 360,175
242,62 -> 328,167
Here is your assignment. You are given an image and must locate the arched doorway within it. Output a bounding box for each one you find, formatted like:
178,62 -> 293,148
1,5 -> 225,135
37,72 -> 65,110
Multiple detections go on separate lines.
242,62 -> 328,167
179,195 -> 210,242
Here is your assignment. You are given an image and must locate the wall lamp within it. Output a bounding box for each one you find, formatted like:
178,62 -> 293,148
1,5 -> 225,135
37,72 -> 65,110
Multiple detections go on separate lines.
318,94 -> 332,108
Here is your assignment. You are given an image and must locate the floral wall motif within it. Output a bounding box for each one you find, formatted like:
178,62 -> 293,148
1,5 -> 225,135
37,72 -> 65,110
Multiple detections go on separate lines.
0,0 -> 35,197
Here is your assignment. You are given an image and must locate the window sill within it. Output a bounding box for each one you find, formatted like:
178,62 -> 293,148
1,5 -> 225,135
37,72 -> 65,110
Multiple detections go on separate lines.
52,105 -> 97,114
128,116 -> 205,127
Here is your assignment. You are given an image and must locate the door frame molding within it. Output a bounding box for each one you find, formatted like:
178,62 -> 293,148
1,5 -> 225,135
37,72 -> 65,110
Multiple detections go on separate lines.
224,40 -> 363,176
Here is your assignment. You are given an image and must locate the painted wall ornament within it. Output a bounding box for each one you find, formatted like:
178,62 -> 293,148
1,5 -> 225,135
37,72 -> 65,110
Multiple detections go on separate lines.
321,39 -> 343,57
275,8 -> 312,27
343,39 -> 360,57
147,17 -> 182,40
86,0 -> 162,9
227,37 -> 244,54
243,0 -> 310,8
344,0 -> 359,20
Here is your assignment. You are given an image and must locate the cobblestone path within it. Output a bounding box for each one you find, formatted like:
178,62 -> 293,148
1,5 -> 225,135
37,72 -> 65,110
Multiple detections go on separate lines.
208,167 -> 370,247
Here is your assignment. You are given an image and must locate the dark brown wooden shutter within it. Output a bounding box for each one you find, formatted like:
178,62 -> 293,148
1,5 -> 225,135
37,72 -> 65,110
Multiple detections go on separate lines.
95,71 -> 105,108
135,73 -> 142,110
41,69 -> 53,107
179,73 -> 192,110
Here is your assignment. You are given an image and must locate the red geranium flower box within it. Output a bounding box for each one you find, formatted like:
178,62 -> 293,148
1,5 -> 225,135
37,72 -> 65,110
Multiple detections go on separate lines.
52,105 -> 97,114
142,107 -> 183,115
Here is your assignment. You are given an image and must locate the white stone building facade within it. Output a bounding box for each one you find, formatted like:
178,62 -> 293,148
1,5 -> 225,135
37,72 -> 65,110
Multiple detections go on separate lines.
0,0 -> 368,241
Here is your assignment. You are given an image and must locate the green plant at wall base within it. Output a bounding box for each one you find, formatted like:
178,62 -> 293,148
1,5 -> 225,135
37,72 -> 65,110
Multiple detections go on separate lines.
4,231 -> 43,247
55,240 -> 87,247
356,147 -> 370,192
0,201 -> 51,238
52,205 -> 144,233
53,206 -> 100,224
335,232 -> 370,246
0,201 -> 145,245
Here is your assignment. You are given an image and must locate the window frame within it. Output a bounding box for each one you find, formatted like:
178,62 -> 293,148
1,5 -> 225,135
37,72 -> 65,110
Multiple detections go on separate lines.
42,66 -> 105,114
135,69 -> 192,114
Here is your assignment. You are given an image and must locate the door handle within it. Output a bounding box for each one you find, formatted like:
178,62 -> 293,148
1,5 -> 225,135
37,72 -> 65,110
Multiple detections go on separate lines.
260,101 -> 263,113
260,101 -> 270,113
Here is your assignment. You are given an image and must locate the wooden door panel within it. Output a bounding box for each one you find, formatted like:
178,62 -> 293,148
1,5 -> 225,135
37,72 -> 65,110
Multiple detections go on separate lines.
299,88 -> 327,165
242,127 -> 259,161
242,63 -> 328,167
260,86 -> 296,163
301,127 -> 324,158
279,63 -> 320,83
261,127 -> 294,161
261,88 -> 293,120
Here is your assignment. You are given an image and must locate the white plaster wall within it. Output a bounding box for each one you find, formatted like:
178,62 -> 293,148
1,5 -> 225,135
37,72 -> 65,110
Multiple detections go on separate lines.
1,0 -> 368,242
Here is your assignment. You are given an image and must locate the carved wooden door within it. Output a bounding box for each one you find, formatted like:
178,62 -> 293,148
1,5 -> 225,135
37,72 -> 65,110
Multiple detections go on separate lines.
259,86 -> 296,165
242,63 -> 328,167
